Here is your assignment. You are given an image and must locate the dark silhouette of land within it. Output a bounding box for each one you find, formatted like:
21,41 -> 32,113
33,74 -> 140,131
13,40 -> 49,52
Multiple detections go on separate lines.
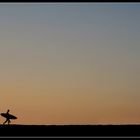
0,124 -> 139,137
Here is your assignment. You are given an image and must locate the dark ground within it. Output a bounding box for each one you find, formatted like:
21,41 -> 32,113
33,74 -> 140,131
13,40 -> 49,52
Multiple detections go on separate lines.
0,125 -> 139,137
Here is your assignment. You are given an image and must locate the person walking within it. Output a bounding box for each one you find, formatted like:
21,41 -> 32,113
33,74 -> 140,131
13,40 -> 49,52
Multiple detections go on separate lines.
3,109 -> 11,125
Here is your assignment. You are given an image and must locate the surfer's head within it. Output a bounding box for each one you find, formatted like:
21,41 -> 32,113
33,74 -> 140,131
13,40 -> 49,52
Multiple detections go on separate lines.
7,109 -> 10,113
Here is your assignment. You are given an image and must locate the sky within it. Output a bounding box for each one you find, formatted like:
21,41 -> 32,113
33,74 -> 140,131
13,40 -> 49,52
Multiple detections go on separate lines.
0,3 -> 140,125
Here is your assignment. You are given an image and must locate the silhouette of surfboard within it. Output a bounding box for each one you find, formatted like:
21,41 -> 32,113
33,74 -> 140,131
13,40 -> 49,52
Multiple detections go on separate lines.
1,113 -> 17,119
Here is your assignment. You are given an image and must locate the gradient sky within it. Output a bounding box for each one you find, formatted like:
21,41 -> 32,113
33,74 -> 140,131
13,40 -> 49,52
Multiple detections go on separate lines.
0,3 -> 140,125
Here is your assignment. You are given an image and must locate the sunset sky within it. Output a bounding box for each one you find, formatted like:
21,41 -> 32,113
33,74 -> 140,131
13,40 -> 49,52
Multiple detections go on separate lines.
0,3 -> 140,125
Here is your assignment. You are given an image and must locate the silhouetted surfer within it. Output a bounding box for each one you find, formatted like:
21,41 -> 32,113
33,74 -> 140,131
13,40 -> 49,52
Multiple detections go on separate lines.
3,109 -> 11,125
1,109 -> 17,125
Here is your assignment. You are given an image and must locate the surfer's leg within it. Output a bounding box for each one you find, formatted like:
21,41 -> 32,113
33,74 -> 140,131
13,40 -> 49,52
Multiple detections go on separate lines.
3,121 -> 5,125
8,119 -> 11,125
3,119 -> 8,125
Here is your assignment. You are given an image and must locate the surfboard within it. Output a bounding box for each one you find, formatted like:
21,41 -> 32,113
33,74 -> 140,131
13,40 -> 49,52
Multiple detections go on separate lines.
1,113 -> 17,119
